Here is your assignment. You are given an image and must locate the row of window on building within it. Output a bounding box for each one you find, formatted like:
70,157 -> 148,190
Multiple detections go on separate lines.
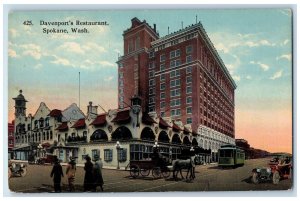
15,131 -> 53,144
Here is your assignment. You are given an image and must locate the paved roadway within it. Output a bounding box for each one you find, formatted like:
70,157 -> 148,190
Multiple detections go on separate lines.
8,157 -> 292,193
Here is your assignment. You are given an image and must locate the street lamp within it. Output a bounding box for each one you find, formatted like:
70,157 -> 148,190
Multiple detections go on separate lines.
115,141 -> 121,169
190,146 -> 195,152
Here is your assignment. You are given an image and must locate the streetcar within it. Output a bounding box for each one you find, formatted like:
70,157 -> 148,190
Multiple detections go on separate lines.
218,144 -> 245,167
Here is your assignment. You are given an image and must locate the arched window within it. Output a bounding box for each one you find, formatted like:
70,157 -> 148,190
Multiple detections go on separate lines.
192,138 -> 198,146
183,136 -> 191,145
141,127 -> 155,141
158,131 -> 169,143
112,126 -> 132,140
171,134 -> 181,144
90,129 -> 108,141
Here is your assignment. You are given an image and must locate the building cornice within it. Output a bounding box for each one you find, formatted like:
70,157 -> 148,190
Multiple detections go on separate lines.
117,47 -> 148,63
150,22 -> 236,89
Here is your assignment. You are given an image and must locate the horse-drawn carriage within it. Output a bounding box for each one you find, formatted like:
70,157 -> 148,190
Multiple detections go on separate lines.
128,159 -> 171,179
128,147 -> 197,181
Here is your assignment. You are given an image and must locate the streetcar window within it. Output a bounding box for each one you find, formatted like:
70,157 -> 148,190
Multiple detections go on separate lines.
224,150 -> 233,157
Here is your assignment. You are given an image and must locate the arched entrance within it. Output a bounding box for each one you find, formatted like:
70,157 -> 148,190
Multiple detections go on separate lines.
171,134 -> 181,144
90,129 -> 108,141
141,127 -> 155,141
112,126 -> 132,140
158,131 -> 169,143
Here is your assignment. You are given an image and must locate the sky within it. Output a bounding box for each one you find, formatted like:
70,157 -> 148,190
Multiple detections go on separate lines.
7,9 -> 292,153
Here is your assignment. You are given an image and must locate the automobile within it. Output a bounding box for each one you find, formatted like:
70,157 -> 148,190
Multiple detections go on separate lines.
36,153 -> 56,165
9,160 -> 27,178
252,154 -> 292,184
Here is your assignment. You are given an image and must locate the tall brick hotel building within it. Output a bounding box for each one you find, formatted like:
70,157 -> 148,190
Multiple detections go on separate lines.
11,17 -> 236,165
117,18 -> 236,149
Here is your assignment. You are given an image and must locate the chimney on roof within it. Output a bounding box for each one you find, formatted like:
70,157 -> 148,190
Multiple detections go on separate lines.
153,24 -> 156,32
87,101 -> 98,118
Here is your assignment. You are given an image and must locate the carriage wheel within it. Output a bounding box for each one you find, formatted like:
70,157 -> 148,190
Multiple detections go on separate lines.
20,168 -> 27,177
130,165 -> 140,178
161,169 -> 170,179
272,171 -> 280,184
252,172 -> 259,184
140,169 -> 150,177
288,167 -> 292,180
152,167 -> 161,179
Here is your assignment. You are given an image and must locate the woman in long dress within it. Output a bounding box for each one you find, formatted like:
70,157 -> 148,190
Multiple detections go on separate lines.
83,155 -> 94,192
93,155 -> 104,191
66,157 -> 76,192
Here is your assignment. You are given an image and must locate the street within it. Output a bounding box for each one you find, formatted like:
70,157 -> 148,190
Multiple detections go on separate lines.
8,157 -> 292,193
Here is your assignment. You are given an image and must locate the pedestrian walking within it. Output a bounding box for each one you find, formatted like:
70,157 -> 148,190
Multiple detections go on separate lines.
83,155 -> 94,192
93,155 -> 104,191
50,157 -> 63,192
66,157 -> 76,192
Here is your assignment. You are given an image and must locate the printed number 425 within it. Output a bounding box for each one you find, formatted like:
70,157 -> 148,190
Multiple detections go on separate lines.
23,20 -> 33,26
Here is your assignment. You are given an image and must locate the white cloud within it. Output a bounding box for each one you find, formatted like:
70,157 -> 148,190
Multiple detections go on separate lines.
215,43 -> 229,53
98,61 -> 115,67
20,43 -> 42,60
59,42 -> 85,54
232,75 -> 241,81
9,29 -> 18,38
281,39 -> 289,46
225,54 -> 241,73
210,32 -> 277,54
276,54 -> 292,61
249,61 -> 270,71
82,42 -> 106,53
114,49 -> 121,54
270,70 -> 283,80
50,34 -> 77,40
51,55 -> 74,67
246,75 -> 252,80
104,76 -> 114,82
8,49 -> 17,58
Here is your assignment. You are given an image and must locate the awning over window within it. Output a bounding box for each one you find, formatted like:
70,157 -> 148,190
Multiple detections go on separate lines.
172,123 -> 182,132
142,113 -> 157,125
159,118 -> 171,129
71,118 -> 86,129
48,109 -> 62,117
183,127 -> 191,134
90,114 -> 107,126
112,110 -> 131,124
56,122 -> 68,131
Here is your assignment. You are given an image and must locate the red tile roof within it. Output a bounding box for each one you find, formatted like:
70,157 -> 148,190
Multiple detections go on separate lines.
142,113 -> 157,125
112,110 -> 131,123
56,122 -> 68,131
48,109 -> 62,117
90,114 -> 107,126
183,127 -> 191,134
159,118 -> 171,129
172,123 -> 182,132
71,119 -> 86,129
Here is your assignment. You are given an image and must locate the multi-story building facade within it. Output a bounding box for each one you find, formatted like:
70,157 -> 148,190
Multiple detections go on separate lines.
12,17 -> 236,166
118,18 -> 236,161
8,121 -> 15,159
